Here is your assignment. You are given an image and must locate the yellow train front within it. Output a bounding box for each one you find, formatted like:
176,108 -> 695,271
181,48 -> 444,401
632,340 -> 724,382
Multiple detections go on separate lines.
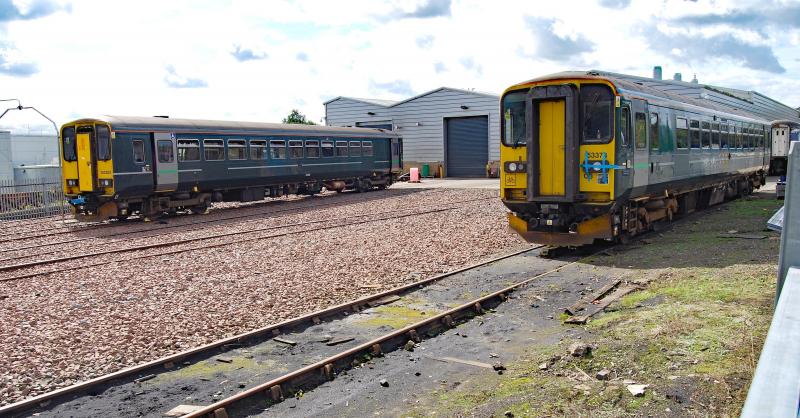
500,71 -> 769,246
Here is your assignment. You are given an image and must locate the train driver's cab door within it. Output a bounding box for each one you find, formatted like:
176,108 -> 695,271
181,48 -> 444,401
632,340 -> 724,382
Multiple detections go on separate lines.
391,136 -> 403,172
631,99 -> 649,189
153,132 -> 178,192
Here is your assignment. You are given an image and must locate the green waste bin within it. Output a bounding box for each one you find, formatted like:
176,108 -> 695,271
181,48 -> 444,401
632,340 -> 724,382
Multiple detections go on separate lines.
421,164 -> 430,178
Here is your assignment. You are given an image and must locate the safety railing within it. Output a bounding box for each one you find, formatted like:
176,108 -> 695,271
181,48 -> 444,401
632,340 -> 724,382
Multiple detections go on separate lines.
0,177 -> 69,221
740,142 -> 800,417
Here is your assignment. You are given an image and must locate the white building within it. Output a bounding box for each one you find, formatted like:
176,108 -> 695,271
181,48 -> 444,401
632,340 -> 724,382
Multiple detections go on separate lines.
0,131 -> 60,182
324,87 -> 500,177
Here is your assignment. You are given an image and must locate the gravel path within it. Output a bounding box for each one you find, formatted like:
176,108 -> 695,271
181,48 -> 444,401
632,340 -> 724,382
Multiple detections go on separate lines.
0,188 -> 525,405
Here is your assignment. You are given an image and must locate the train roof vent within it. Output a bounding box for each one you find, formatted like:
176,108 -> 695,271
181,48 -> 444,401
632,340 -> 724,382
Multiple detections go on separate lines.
153,115 -> 169,118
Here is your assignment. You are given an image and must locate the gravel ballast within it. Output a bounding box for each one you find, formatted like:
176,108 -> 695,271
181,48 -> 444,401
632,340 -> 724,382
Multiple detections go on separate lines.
0,188 -> 525,406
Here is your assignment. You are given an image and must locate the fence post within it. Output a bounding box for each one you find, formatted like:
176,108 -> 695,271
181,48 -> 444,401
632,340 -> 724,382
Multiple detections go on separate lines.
777,142 -> 800,301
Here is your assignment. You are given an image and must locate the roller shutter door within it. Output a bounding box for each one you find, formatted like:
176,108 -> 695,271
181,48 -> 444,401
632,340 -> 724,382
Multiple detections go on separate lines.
446,116 -> 488,177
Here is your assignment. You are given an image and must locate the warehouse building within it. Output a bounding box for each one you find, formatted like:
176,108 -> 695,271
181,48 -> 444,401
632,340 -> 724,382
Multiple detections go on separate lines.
0,131 -> 60,183
324,87 -> 500,177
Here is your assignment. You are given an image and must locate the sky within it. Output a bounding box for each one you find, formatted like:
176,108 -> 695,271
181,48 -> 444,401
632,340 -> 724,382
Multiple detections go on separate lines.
1,0 -> 799,134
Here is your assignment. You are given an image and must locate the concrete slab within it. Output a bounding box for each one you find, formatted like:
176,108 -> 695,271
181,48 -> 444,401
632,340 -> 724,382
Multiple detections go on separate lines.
391,178 -> 499,189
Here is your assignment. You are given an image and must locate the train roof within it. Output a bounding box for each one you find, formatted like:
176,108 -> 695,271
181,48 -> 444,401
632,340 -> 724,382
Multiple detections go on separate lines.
506,71 -> 774,125
64,115 -> 399,138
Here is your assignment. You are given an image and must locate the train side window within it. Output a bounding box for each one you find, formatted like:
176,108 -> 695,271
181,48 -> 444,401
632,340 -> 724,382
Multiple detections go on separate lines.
250,140 -> 266,160
363,141 -> 374,156
96,125 -> 112,160
701,121 -> 710,149
204,139 -> 224,161
157,140 -> 174,163
289,140 -> 304,159
720,125 -> 729,149
321,140 -> 334,157
649,113 -> 659,151
711,122 -> 720,149
689,120 -> 700,149
306,140 -> 320,158
349,141 -> 361,157
132,140 -> 145,164
634,112 -> 647,149
336,140 -> 348,157
227,139 -> 247,160
620,108 -> 630,146
676,118 -> 689,149
178,139 -> 200,161
62,127 -> 77,161
270,140 -> 287,159
736,126 -> 743,149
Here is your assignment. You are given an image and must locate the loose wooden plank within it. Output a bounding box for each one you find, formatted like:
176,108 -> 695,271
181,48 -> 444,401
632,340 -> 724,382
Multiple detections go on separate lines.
325,337 -> 355,346
433,356 -> 494,369
273,337 -> 297,346
565,285 -> 639,324
565,279 -> 621,315
717,233 -> 767,240
366,294 -> 401,307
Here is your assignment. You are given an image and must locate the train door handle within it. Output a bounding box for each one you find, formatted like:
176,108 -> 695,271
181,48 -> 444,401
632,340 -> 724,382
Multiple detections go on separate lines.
650,162 -> 654,173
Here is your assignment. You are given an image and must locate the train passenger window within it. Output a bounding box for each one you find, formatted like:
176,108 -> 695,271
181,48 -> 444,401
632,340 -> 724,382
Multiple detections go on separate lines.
701,121 -> 710,149
250,140 -> 266,160
349,141 -> 361,157
336,141 -> 348,157
227,139 -> 247,160
96,125 -> 112,160
711,123 -> 720,149
689,120 -> 700,149
306,140 -> 320,158
580,84 -> 613,143
204,139 -> 224,161
720,125 -> 729,148
178,139 -> 200,161
62,127 -> 77,161
289,140 -> 304,159
620,108 -> 630,146
363,141 -> 374,156
634,112 -> 647,150
157,140 -> 174,163
321,140 -> 334,157
270,140 -> 286,159
132,140 -> 145,164
676,118 -> 689,149
649,113 -> 659,151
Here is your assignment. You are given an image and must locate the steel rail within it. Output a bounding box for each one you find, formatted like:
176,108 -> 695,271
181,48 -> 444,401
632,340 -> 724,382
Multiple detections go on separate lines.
0,200 -> 489,282
0,245 -> 541,416
181,249 -> 598,418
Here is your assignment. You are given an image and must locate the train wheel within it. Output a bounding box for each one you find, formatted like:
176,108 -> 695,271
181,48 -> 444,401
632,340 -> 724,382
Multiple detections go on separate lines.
192,203 -> 209,215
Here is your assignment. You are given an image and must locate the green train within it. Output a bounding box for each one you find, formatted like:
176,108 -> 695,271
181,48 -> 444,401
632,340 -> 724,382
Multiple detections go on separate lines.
60,116 -> 402,221
500,71 -> 768,246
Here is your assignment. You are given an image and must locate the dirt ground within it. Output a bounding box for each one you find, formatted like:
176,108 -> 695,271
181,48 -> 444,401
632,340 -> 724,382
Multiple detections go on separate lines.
400,191 -> 783,417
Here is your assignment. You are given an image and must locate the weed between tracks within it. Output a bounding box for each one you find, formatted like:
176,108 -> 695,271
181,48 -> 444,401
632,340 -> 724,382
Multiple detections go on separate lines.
408,195 -> 781,417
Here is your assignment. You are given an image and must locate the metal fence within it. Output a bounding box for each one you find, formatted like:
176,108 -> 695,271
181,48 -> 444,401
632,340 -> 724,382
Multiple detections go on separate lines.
0,177 -> 69,221
741,141 -> 800,418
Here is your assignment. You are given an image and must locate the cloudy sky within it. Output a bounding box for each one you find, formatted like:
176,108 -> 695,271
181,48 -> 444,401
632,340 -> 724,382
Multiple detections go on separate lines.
1,0 -> 798,133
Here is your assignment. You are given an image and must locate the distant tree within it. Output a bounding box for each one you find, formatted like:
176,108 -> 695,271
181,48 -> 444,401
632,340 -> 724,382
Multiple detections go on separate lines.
282,109 -> 316,125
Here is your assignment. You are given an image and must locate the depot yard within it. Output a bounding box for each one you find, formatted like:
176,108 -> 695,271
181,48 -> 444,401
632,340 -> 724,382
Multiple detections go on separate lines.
0,187 -> 526,406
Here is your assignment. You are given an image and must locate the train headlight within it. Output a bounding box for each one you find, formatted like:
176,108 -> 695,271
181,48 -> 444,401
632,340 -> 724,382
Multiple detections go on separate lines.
99,179 -> 113,187
66,179 -> 78,186
504,162 -> 527,173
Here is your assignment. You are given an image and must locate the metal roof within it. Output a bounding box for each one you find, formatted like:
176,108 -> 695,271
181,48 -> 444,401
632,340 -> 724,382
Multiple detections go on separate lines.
323,87 -> 498,108
65,115 -> 398,138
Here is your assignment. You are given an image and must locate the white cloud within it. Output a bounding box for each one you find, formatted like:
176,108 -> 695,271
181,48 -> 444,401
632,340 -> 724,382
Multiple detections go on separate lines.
0,0 -> 797,134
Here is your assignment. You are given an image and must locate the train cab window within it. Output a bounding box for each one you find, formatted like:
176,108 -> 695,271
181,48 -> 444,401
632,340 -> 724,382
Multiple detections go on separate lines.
157,140 -> 174,163
289,140 -> 304,159
321,140 -> 334,157
649,113 -> 660,151
676,118 -> 689,149
701,121 -> 711,149
363,141 -> 374,157
270,140 -> 287,159
711,123 -> 720,149
634,112 -> 647,149
349,141 -> 361,157
250,140 -> 266,160
580,84 -> 613,143
204,139 -> 224,161
96,125 -> 111,160
62,127 -> 77,161
227,139 -> 247,160
501,91 -> 527,146
178,139 -> 200,161
336,141 -> 348,157
720,125 -> 729,149
132,140 -> 145,164
689,120 -> 701,149
306,140 -> 320,158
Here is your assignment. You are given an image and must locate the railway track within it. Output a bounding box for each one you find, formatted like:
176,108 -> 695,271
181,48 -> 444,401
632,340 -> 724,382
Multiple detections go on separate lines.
0,244 -> 556,417
0,189 -> 446,258
0,197 -> 494,282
